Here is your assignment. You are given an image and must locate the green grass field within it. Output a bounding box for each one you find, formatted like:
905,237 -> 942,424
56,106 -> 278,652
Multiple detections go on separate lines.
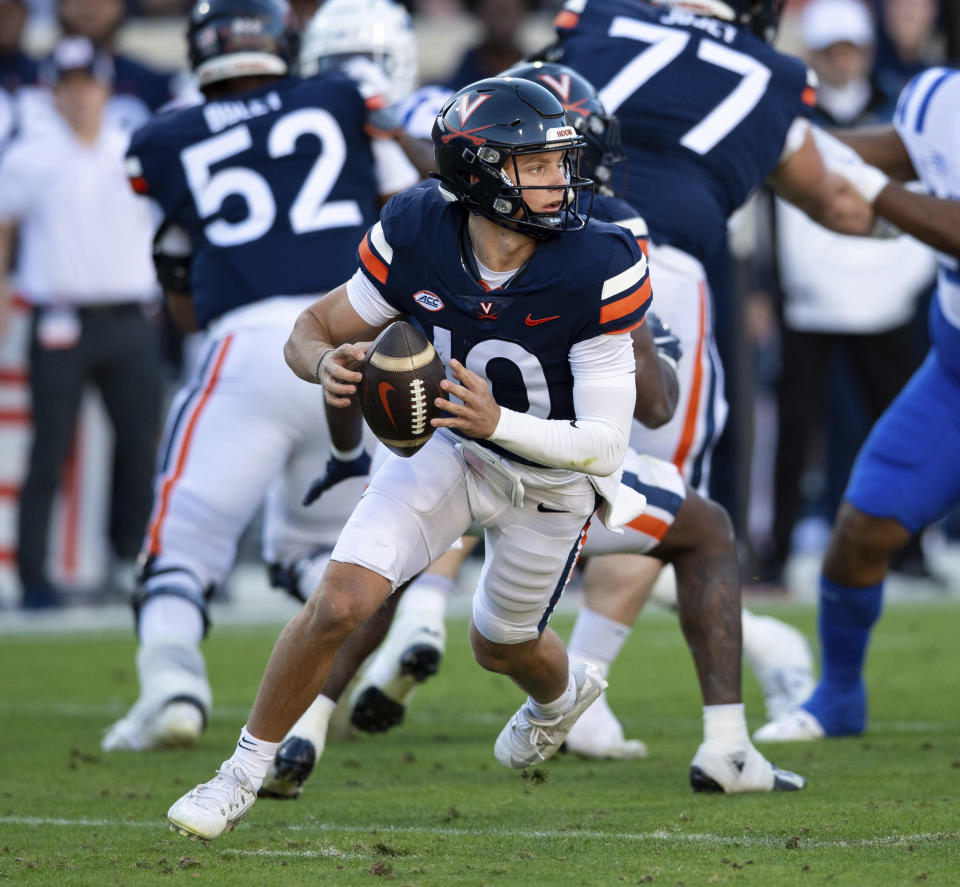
1,601 -> 958,886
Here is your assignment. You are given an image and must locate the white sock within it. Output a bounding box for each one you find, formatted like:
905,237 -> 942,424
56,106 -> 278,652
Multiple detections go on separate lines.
330,442 -> 365,461
230,726 -> 281,791
138,595 -> 204,646
702,703 -> 750,748
567,607 -> 631,679
528,671 -> 577,720
287,694 -> 336,748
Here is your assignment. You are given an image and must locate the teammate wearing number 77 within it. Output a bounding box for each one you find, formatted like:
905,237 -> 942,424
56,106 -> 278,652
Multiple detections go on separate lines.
167,75 -> 805,844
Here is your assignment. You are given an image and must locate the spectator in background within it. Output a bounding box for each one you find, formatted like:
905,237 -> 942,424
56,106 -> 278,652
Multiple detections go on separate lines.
872,0 -> 941,94
751,0 -> 936,587
0,0 -> 37,93
0,36 -> 162,609
55,0 -> 178,129
442,0 -> 527,89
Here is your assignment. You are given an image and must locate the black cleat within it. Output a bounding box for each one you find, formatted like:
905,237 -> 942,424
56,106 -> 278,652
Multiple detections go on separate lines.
399,643 -> 442,682
350,687 -> 406,733
258,736 -> 316,799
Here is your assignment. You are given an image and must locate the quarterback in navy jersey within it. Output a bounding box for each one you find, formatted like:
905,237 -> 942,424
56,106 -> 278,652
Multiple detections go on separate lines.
356,182 -> 649,449
102,0 -> 417,756
166,77 -> 806,842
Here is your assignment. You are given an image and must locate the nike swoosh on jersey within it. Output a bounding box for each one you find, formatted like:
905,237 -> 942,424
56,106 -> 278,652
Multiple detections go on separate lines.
525,313 -> 560,326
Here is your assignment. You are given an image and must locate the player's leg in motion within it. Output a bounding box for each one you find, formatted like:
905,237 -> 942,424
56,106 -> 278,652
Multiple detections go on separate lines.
579,453 -> 805,791
254,394 -> 376,796
563,554 -> 658,760
565,559 -> 815,758
166,433 -> 474,840
102,330 -> 300,751
349,537 -> 479,733
566,247 -> 813,758
471,472 -> 607,770
654,487 -> 805,791
755,350 -> 960,742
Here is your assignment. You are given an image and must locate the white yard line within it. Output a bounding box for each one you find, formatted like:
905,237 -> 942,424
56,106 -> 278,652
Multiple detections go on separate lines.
1,816 -> 956,851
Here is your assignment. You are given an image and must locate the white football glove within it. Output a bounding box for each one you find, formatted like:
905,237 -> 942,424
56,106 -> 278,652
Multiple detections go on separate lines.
341,56 -> 402,136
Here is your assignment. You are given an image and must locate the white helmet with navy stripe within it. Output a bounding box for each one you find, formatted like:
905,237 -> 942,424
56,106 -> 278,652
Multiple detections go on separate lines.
300,0 -> 418,105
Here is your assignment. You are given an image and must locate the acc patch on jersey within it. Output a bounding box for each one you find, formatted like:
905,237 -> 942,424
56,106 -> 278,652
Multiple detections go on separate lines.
359,321 -> 447,457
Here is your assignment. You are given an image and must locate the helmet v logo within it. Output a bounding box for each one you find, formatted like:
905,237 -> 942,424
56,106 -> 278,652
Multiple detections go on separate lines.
539,73 -> 571,102
457,93 -> 490,126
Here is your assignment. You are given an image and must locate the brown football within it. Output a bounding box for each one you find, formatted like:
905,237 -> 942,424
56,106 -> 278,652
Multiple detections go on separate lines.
359,321 -> 447,457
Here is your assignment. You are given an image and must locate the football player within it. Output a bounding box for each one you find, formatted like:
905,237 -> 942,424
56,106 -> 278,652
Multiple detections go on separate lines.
101,0 -> 419,752
754,68 -> 960,742
167,77 -> 805,843
343,62 -> 815,761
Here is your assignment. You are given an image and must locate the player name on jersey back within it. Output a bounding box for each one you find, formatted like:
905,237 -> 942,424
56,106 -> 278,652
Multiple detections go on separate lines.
203,90 -> 283,133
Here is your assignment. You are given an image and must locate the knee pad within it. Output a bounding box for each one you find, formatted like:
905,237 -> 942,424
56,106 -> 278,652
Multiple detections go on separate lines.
135,557 -> 213,637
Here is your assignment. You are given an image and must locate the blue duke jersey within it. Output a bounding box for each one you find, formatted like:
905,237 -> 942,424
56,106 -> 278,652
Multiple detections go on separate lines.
126,73 -> 380,328
555,0 -> 815,263
894,67 -> 960,378
352,183 -> 651,463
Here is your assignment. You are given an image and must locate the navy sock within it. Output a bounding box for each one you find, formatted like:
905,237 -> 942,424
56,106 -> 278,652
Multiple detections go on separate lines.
805,576 -> 883,734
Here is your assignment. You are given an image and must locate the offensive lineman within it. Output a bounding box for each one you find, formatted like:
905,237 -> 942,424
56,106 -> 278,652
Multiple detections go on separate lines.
167,77 -> 805,843
101,0 -> 419,752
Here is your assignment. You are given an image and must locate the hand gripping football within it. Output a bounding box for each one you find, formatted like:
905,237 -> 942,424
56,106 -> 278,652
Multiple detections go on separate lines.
359,321 -> 447,457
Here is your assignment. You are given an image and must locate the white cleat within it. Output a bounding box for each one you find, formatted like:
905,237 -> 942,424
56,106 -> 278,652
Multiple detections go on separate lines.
349,610 -> 446,733
564,690 -> 648,760
168,761 -> 257,842
689,742 -> 806,793
741,611 -> 816,721
753,708 -> 826,744
102,641 -> 211,751
495,663 -> 606,769
759,667 -> 818,722
102,699 -> 205,751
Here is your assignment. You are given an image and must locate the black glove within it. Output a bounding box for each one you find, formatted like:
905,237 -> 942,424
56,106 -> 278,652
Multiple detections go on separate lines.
303,451 -> 372,506
647,311 -> 682,371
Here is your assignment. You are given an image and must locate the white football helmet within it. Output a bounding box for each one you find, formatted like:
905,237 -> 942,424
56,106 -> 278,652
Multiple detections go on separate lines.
300,0 -> 418,105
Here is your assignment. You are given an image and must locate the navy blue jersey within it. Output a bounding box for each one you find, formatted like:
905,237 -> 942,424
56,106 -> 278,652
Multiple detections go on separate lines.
127,73 -> 380,327
358,183 -> 650,449
556,0 -> 815,263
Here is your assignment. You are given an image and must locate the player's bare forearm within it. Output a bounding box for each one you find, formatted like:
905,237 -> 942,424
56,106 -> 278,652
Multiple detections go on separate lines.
769,131 -> 874,236
631,322 -> 677,428
874,184 -> 960,258
833,125 -> 916,181
324,395 -> 364,450
284,284 -> 383,406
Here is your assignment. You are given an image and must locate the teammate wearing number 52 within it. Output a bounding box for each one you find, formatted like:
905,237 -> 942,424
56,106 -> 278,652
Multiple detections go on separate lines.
101,0 -> 418,752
